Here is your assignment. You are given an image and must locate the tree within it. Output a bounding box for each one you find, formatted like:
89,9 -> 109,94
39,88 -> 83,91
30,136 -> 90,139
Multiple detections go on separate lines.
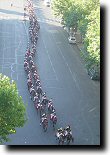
63,4 -> 82,29
51,0 -> 72,17
84,6 -> 100,70
0,74 -> 27,143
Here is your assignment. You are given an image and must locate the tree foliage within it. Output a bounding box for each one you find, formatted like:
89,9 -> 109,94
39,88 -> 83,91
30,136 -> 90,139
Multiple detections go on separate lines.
0,74 -> 27,143
84,7 -> 100,69
52,0 -> 100,75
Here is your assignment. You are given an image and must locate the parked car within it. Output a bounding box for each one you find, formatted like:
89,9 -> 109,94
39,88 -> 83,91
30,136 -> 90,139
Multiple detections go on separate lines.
44,0 -> 51,7
68,36 -> 76,44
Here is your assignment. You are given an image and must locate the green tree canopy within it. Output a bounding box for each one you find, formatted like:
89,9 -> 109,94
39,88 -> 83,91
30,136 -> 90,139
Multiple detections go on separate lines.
84,6 -> 100,69
0,74 -> 27,143
52,0 -> 100,76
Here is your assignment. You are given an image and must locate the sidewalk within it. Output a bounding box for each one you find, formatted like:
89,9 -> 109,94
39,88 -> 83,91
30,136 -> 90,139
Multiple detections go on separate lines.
0,0 -> 25,20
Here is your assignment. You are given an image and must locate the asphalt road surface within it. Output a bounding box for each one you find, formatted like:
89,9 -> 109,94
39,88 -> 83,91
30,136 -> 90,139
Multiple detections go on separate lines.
0,0 -> 100,145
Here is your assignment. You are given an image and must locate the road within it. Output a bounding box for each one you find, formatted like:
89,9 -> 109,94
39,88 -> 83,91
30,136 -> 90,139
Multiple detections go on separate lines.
0,0 -> 100,145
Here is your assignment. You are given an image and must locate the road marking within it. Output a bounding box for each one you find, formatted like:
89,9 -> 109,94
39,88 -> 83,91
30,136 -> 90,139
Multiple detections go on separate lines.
37,18 -> 61,25
43,86 -> 63,90
79,100 -> 94,144
88,107 -> 96,112
58,28 -> 84,65
2,36 -> 5,73
11,63 -> 15,72
50,30 -> 81,92
0,36 -> 13,38
2,44 -> 18,51
41,36 -> 59,81
22,20 -> 29,43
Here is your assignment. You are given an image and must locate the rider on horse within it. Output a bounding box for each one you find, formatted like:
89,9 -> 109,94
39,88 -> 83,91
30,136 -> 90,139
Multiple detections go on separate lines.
40,113 -> 48,126
41,94 -> 49,107
48,99 -> 54,112
37,86 -> 43,99
56,127 -> 64,140
50,110 -> 57,127
33,93 -> 39,104
65,125 -> 72,135
64,125 -> 74,144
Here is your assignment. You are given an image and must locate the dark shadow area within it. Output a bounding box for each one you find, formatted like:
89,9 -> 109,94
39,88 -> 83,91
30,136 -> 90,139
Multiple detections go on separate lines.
100,5 -> 106,150
0,8 -> 27,17
6,145 -> 101,152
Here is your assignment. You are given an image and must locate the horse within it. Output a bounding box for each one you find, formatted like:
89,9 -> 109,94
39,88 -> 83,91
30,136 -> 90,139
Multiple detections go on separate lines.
24,65 -> 30,74
35,102 -> 44,117
65,132 -> 74,145
33,94 -> 39,104
48,102 -> 55,113
27,71 -> 32,81
27,79 -> 32,90
37,86 -> 43,99
33,72 -> 39,81
40,117 -> 48,132
31,65 -> 36,73
55,131 -> 65,145
50,113 -> 57,128
24,61 -> 28,68
29,86 -> 36,100
41,96 -> 49,109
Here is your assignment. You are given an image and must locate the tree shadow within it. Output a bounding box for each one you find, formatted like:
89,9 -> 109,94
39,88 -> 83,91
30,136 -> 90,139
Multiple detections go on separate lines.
0,8 -> 27,17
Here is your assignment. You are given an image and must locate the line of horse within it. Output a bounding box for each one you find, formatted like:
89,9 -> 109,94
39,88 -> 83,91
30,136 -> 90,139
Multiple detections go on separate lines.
24,0 -> 74,145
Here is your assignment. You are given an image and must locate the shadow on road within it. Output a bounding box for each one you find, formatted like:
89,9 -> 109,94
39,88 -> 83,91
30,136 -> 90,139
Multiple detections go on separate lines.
0,8 -> 25,17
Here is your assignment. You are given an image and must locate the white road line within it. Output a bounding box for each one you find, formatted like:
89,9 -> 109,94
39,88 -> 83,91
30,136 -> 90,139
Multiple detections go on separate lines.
2,44 -> 18,51
88,107 -> 96,112
0,58 -> 16,60
79,100 -> 94,144
16,74 -> 18,81
58,28 -> 84,65
0,36 -> 13,38
41,78 -> 57,81
2,36 -> 5,73
22,20 -> 29,43
16,54 -> 25,56
11,63 -> 15,72
0,32 -> 12,34
50,31 -> 81,92
41,36 -> 59,81
11,22 -> 16,80
43,86 -> 63,89
14,19 -> 29,81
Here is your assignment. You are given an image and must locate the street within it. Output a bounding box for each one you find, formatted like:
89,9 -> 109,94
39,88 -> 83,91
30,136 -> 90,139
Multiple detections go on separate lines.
0,0 -> 100,145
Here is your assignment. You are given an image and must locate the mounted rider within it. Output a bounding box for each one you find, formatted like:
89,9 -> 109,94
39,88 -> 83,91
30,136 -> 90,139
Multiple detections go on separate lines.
33,93 -> 39,104
56,127 -> 64,140
37,85 -> 43,99
65,125 -> 72,135
41,94 -> 49,107
40,113 -> 48,126
50,110 -> 57,127
48,99 -> 55,112
27,78 -> 32,89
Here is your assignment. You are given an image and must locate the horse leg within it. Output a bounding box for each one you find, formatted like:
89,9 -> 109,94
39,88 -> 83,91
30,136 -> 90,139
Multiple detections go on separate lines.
58,139 -> 61,145
53,122 -> 54,128
44,124 -> 47,132
62,139 -> 64,145
43,125 -> 47,132
39,110 -> 42,118
67,139 -> 70,145
72,137 -> 74,143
